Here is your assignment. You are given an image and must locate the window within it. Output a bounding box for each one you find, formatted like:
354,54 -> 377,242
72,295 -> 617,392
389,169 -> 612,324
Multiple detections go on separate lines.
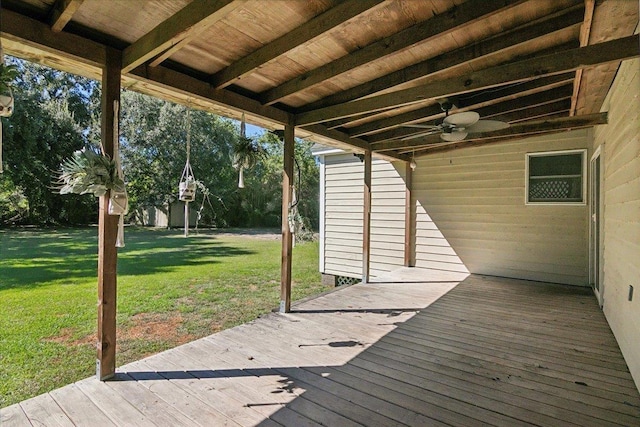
526,150 -> 586,204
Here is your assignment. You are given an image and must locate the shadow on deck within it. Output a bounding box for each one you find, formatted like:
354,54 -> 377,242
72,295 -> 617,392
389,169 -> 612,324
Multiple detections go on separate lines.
2,272 -> 639,426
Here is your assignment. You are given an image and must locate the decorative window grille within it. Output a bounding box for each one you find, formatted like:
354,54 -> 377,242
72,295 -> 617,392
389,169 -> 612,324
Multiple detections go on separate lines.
526,150 -> 586,204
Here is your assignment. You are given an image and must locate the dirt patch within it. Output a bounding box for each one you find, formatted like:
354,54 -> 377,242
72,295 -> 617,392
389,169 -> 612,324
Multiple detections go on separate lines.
121,312 -> 192,343
44,327 -> 94,347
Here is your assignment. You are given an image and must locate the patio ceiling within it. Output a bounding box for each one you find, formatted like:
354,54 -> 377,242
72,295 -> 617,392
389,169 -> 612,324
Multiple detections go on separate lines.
1,0 -> 638,159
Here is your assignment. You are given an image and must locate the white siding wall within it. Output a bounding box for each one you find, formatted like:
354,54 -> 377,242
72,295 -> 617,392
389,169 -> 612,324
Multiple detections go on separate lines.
593,57 -> 640,390
321,154 -> 406,279
370,160 -> 407,278
412,130 -> 591,286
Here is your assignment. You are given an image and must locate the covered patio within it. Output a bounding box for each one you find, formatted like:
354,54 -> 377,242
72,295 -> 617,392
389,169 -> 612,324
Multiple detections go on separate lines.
2,271 -> 639,426
1,0 -> 639,424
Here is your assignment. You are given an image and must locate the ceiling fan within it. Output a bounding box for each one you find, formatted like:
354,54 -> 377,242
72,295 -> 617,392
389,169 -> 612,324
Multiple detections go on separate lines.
403,100 -> 510,142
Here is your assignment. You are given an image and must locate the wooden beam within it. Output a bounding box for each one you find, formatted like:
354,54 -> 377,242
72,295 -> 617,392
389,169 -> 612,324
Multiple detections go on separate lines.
129,64 -> 291,125
362,149 -> 372,284
211,0 -> 384,89
359,72 -> 575,142
371,85 -> 573,144
570,0 -> 595,116
301,5 -> 584,112
2,7 -> 105,71
261,0 -> 525,105
49,0 -> 84,32
404,162 -> 413,268
280,124 -> 294,313
295,34 -> 640,126
97,47 -> 121,381
384,113 -> 607,154
491,99 -> 571,123
122,0 -> 244,74
299,124 -> 409,162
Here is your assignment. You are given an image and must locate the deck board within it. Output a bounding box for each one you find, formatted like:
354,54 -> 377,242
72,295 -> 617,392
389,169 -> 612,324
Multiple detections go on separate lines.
2,271 -> 640,426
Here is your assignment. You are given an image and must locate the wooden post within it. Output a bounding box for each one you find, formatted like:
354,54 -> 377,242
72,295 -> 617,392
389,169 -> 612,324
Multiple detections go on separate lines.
97,47 -> 121,381
362,150 -> 371,283
280,124 -> 294,313
404,161 -> 413,267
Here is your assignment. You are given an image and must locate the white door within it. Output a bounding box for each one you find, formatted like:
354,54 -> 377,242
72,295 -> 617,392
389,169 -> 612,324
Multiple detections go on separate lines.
589,148 -> 603,306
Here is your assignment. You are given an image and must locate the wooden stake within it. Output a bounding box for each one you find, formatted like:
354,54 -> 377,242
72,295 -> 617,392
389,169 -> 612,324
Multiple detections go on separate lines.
97,47 -> 121,381
280,124 -> 294,313
404,161 -> 413,267
362,150 -> 371,283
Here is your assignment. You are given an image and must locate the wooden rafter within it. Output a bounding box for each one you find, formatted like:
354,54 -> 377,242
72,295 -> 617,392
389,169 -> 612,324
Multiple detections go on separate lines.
300,5 -> 584,112
210,0 -> 385,89
3,7 -> 105,69
128,63 -> 291,125
356,73 -> 575,141
367,82 -> 574,144
373,113 -> 608,152
295,35 -> 640,126
260,0 -> 526,105
122,0 -> 246,74
300,124 -> 409,163
49,0 -> 84,32
570,0 -> 595,116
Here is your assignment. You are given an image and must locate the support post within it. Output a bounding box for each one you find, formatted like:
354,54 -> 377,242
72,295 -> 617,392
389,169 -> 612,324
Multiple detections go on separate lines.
362,150 -> 372,283
97,47 -> 121,381
404,161 -> 413,267
280,124 -> 294,313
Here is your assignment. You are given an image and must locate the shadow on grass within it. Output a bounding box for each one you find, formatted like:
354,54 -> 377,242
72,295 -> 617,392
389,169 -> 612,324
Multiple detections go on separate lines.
0,227 -> 254,291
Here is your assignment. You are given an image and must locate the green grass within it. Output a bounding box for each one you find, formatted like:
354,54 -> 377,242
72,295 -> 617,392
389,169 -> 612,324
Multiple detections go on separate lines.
0,227 -> 325,408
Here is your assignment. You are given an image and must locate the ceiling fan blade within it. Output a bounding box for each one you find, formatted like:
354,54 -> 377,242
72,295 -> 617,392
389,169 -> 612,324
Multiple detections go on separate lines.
443,111 -> 479,127
440,131 -> 468,142
465,119 -> 510,133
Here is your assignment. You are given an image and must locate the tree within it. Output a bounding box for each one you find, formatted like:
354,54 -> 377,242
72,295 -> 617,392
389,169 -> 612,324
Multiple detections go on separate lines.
119,91 -> 239,226
1,57 -> 320,230
1,57 -> 97,225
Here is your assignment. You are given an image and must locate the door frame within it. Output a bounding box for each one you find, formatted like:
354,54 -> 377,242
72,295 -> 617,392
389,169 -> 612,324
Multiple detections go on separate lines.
589,145 -> 604,307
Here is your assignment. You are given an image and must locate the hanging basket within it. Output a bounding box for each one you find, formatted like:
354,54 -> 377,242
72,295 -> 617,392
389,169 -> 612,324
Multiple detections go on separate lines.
179,177 -> 197,202
0,89 -> 13,117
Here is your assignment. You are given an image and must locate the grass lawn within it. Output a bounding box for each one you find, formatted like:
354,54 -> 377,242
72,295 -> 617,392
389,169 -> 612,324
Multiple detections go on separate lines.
0,226 -> 325,408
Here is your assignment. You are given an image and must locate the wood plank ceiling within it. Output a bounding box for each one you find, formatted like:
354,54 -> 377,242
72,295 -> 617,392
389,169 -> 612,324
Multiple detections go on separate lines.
2,0 -> 639,160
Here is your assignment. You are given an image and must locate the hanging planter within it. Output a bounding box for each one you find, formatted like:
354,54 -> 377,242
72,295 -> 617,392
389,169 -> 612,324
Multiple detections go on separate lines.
179,173 -> 197,202
56,101 -> 128,247
54,149 -> 124,197
0,59 -> 18,173
232,114 -> 265,188
0,61 -> 16,118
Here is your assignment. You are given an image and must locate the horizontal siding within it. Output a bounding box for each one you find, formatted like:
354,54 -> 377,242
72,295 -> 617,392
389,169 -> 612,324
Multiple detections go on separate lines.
594,57 -> 640,390
413,130 -> 590,285
322,155 -> 406,279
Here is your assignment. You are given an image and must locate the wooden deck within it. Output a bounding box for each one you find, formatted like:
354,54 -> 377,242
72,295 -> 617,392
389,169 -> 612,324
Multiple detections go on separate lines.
2,270 -> 639,426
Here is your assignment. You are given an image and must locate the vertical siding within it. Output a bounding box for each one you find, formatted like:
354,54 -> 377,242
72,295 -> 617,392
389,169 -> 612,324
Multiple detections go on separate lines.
413,130 -> 590,285
322,154 -> 406,279
593,57 -> 640,390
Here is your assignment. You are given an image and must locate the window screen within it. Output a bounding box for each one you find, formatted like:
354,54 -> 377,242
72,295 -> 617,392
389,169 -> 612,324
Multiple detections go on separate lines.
527,151 -> 585,204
